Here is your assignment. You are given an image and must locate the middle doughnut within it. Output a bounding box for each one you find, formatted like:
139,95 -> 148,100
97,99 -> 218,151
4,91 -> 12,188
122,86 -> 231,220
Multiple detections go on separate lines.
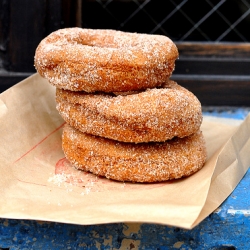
56,80 -> 202,143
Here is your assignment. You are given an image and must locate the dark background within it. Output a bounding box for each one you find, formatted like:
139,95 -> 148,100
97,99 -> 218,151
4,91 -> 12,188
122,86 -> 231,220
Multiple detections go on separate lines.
1,0 -> 250,106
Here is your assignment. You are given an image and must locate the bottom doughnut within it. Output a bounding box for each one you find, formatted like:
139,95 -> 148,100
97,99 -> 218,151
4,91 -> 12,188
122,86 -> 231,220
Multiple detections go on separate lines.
62,124 -> 207,183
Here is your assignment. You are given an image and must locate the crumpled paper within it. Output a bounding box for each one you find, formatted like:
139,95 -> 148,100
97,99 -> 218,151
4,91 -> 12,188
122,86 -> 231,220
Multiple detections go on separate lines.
0,73 -> 249,229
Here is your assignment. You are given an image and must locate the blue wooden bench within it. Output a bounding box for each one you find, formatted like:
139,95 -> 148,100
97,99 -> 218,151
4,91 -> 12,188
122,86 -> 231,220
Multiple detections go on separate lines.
0,107 -> 249,250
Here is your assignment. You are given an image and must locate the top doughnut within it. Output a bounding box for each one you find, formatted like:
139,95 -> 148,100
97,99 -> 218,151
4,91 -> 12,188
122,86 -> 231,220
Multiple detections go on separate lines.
34,28 -> 179,92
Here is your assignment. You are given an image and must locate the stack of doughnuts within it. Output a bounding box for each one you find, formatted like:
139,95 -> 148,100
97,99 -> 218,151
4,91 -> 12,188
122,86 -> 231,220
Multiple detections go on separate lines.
34,27 -> 206,183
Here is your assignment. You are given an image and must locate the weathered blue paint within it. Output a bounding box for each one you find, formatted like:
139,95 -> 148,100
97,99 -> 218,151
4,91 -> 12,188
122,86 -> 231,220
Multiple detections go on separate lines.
0,108 -> 249,250
203,106 -> 250,120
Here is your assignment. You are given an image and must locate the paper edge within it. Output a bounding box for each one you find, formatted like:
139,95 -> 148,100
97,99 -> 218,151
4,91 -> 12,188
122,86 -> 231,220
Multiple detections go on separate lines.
190,113 -> 250,229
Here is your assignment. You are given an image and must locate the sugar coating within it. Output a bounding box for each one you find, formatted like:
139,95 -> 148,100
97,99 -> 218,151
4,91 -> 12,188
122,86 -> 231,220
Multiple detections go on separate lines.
34,28 -> 206,182
55,80 -> 202,143
62,124 -> 207,183
34,27 -> 179,92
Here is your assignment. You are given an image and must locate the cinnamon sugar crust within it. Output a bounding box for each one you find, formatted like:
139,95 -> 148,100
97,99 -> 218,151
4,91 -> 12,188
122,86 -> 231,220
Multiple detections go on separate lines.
56,80 -> 202,143
62,124 -> 207,183
34,28 -> 179,92
34,28 -> 207,183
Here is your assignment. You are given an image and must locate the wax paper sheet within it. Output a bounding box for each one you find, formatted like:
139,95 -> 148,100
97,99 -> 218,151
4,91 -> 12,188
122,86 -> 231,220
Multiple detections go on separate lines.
0,74 -> 249,229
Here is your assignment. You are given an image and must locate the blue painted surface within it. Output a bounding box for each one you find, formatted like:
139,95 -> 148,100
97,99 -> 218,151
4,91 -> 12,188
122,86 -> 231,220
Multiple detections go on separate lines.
1,107 -> 250,250
203,106 -> 250,120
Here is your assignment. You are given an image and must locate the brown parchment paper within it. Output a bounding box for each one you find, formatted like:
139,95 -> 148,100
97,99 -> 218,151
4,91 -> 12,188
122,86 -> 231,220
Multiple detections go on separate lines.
0,73 -> 249,229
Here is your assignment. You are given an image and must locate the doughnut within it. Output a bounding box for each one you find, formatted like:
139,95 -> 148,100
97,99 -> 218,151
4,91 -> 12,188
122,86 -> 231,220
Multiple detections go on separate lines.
56,80 -> 203,143
34,27 -> 179,92
62,124 -> 207,183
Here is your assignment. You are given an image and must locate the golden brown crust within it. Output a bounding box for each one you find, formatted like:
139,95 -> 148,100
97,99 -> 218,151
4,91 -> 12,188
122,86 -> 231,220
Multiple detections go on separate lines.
56,80 -> 203,143
34,28 -> 179,92
62,124 -> 207,183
